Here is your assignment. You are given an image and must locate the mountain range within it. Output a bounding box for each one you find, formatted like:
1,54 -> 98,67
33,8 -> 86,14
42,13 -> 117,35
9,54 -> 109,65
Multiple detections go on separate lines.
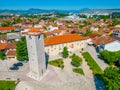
0,8 -> 120,15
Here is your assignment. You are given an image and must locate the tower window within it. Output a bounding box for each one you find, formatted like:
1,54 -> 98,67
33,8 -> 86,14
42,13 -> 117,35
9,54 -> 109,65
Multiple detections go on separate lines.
38,34 -> 41,39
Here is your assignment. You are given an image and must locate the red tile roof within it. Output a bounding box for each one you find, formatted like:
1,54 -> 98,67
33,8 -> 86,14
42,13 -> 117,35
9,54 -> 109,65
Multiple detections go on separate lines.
6,50 -> 16,56
0,43 -> 7,50
0,27 -> 14,31
0,43 -> 16,50
6,43 -> 16,49
29,28 -> 40,32
52,29 -> 62,34
44,34 -> 85,46
92,36 -> 116,45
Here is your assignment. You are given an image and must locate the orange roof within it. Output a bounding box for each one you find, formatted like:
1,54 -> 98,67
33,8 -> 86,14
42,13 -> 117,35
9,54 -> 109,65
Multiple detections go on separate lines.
0,26 -> 14,31
92,36 -> 116,45
45,32 -> 53,36
52,29 -> 62,34
0,43 -> 7,50
29,28 -> 40,32
0,43 -> 16,50
44,34 -> 85,46
6,50 -> 16,56
6,43 -> 16,49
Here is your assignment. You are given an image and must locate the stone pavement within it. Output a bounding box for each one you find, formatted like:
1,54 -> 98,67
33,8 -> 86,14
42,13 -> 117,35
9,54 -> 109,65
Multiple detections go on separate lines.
63,58 -> 74,72
0,60 -> 96,90
15,66 -> 96,90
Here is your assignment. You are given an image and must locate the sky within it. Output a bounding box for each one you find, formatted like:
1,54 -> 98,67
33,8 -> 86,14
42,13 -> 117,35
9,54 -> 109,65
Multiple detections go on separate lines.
0,0 -> 120,10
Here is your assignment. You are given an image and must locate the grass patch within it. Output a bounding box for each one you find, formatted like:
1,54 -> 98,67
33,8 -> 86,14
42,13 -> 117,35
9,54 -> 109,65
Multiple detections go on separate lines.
82,52 -> 103,74
48,58 -> 64,69
0,80 -> 15,90
73,68 -> 84,75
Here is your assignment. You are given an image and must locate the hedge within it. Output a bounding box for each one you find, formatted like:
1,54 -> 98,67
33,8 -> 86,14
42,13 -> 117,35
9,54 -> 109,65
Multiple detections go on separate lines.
82,52 -> 103,74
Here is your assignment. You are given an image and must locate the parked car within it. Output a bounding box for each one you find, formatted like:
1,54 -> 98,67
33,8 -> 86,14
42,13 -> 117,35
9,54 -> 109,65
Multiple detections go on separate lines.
9,66 -> 19,70
13,62 -> 23,67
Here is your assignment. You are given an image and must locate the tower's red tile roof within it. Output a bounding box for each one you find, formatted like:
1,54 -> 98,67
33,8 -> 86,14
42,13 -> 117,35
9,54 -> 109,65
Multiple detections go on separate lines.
44,34 -> 85,46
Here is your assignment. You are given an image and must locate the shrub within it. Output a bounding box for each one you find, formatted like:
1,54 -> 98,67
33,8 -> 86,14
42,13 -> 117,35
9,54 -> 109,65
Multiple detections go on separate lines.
48,58 -> 64,69
73,68 -> 84,75
62,47 -> 69,58
71,54 -> 82,67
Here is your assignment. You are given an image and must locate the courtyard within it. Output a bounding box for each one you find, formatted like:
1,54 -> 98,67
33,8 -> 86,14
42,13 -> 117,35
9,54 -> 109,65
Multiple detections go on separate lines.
0,49 -> 106,90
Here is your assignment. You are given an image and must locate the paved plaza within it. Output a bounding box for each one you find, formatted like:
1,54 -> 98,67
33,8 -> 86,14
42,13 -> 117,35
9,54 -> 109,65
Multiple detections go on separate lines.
15,66 -> 96,90
0,49 -> 106,90
0,59 -> 96,90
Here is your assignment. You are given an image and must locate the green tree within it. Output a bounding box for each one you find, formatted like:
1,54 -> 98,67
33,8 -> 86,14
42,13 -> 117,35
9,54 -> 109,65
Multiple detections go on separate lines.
16,36 -> 28,61
99,50 -> 120,65
83,30 -> 93,36
62,47 -> 69,58
71,54 -> 82,67
79,15 -> 87,18
0,52 -> 5,60
43,33 -> 47,38
101,67 -> 120,90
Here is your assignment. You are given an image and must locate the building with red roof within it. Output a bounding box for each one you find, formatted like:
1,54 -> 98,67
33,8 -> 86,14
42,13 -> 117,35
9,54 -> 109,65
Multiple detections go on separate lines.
0,26 -> 14,32
44,34 -> 87,55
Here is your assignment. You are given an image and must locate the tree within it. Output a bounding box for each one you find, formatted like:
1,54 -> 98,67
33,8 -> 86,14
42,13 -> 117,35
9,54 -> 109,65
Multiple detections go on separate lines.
79,15 -> 87,18
99,50 -> 120,65
62,47 -> 69,58
71,54 -> 82,67
0,52 -> 5,60
43,33 -> 47,38
101,67 -> 120,90
16,36 -> 28,61
83,30 -> 93,36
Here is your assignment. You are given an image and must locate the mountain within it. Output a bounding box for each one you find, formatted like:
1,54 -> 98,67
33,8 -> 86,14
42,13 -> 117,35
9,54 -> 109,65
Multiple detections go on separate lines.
0,8 -> 90,15
0,8 -> 120,15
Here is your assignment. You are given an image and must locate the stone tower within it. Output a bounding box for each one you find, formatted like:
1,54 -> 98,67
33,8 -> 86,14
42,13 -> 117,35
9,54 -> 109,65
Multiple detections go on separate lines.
26,34 -> 46,80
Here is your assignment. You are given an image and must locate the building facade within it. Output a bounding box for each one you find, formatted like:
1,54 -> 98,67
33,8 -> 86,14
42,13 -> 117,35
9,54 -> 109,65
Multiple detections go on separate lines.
44,34 -> 87,56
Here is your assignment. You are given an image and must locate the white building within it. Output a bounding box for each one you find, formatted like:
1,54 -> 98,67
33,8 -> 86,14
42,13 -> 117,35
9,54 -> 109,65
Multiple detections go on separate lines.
104,41 -> 120,51
48,25 -> 58,32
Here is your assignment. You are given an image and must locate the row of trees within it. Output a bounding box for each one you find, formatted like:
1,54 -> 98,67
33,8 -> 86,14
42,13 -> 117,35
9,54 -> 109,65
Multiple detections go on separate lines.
16,36 -> 28,61
98,50 -> 120,90
0,52 -> 5,60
